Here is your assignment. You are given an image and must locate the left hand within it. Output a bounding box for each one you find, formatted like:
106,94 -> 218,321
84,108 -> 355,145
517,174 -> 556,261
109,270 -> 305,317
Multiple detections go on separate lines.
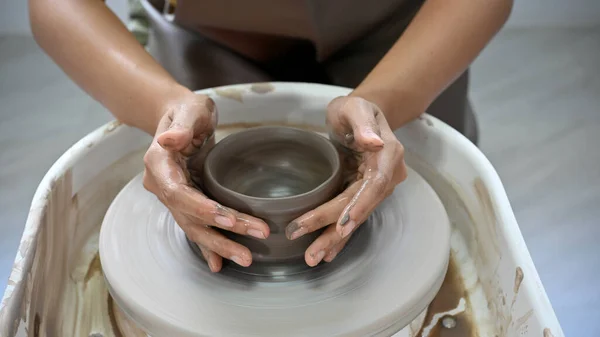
285,96 -> 408,267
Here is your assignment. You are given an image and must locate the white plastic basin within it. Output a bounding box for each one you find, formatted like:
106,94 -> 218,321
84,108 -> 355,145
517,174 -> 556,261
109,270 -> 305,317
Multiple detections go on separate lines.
0,82 -> 564,337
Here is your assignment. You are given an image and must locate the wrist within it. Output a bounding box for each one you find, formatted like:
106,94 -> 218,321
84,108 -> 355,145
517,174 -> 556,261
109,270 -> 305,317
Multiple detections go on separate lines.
350,85 -> 429,131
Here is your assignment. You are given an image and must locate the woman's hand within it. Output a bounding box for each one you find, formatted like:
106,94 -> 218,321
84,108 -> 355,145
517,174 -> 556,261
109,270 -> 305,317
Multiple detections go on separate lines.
142,93 -> 270,273
285,96 -> 408,266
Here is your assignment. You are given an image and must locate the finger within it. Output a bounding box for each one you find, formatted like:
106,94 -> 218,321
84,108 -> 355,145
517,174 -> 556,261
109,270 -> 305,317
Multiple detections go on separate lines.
324,235 -> 351,263
164,184 -> 270,238
199,246 -> 223,273
145,141 -> 270,238
347,108 -> 384,152
187,225 -> 253,267
334,141 -> 405,239
159,184 -> 236,228
172,212 -> 227,271
336,176 -> 389,238
285,181 -> 362,240
234,212 -> 271,239
304,225 -> 344,267
329,97 -> 384,152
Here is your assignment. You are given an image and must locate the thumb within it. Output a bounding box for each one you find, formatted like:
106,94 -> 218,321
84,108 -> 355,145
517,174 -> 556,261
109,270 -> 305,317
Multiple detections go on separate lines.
352,121 -> 384,152
156,95 -> 216,153
345,102 -> 384,152
157,113 -> 195,152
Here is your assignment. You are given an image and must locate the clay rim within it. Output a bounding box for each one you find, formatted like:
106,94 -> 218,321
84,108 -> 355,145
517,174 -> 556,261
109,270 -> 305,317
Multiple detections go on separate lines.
203,125 -> 341,202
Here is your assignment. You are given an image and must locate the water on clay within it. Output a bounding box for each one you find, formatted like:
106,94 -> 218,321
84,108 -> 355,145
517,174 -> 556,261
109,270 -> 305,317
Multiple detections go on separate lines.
215,140 -> 333,198
414,257 -> 476,337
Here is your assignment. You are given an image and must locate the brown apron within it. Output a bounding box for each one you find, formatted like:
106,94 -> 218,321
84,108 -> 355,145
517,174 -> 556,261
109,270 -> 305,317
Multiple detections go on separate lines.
141,0 -> 478,143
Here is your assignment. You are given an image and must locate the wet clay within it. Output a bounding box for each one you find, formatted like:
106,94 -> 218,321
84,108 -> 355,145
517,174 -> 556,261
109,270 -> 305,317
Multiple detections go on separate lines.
218,121 -> 327,134
202,126 -> 342,267
416,257 -> 476,337
206,127 -> 337,198
99,163 -> 451,336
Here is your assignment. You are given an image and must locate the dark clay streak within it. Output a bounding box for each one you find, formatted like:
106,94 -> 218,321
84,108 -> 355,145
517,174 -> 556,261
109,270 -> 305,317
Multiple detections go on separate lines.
84,253 -> 102,284
415,257 -> 476,337
107,295 -> 124,337
215,203 -> 232,217
514,266 -> 524,294
339,179 -> 370,225
33,313 -> 40,337
343,132 -> 355,147
285,222 -> 300,240
340,213 -> 350,226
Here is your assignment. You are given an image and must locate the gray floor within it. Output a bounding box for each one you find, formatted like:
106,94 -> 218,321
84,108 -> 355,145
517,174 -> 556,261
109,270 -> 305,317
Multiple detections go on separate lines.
1,28 -> 599,335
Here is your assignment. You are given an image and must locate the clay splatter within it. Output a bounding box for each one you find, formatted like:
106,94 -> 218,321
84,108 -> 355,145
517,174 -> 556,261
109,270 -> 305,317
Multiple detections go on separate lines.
107,295 -> 124,337
418,115 -> 434,126
250,83 -> 275,94
473,177 -> 501,258
84,253 -> 102,284
33,313 -> 40,337
215,88 -> 245,102
514,267 -> 524,295
543,328 -> 555,337
104,120 -> 122,134
473,178 -> 498,225
415,257 -> 477,337
512,309 -> 533,332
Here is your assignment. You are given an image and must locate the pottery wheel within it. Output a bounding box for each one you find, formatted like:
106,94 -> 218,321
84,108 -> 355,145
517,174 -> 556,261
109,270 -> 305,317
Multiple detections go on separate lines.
99,166 -> 450,337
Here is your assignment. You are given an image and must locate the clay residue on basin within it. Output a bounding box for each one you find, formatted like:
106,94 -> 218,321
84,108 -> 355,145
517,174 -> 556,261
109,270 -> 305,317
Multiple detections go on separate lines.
415,256 -> 476,337
514,266 -> 524,295
250,83 -> 275,94
104,120 -> 123,134
214,88 -> 245,102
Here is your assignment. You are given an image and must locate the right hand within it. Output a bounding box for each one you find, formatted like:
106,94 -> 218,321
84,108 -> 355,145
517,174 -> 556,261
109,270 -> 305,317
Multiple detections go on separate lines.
142,92 -> 270,272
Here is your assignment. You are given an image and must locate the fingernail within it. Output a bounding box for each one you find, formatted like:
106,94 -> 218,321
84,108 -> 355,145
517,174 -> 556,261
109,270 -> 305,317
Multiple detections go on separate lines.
365,129 -> 382,140
215,215 -> 234,228
230,255 -> 247,267
313,250 -> 326,264
290,228 -> 307,240
285,222 -> 298,238
208,258 -> 218,272
160,136 -> 175,147
325,249 -> 339,262
247,229 -> 265,239
340,213 -> 350,226
341,220 -> 356,238
285,222 -> 303,240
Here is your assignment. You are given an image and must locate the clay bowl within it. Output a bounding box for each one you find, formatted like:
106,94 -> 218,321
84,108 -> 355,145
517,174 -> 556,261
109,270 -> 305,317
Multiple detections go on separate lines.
202,126 -> 342,269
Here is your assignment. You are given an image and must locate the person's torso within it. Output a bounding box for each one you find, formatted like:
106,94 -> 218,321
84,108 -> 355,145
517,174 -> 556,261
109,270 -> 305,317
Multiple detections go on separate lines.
172,0 -> 419,62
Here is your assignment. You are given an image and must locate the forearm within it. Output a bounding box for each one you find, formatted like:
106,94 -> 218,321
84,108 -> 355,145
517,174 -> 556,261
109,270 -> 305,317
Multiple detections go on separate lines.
352,0 -> 513,130
29,0 -> 189,135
